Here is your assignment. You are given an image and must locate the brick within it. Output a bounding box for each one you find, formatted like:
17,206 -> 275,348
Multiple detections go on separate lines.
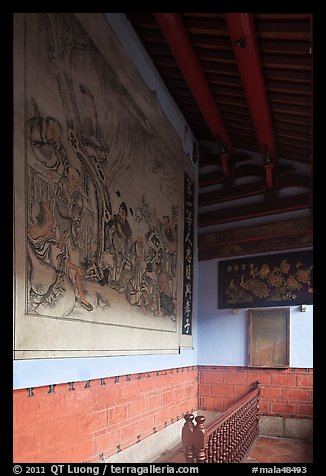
245,370 -> 271,385
37,415 -> 77,454
282,388 -> 309,403
296,373 -> 313,387
93,428 -> 107,438
166,404 -> 179,420
14,393 -> 65,431
162,390 -> 175,405
155,374 -> 170,388
128,397 -> 147,418
155,375 -> 170,389
258,400 -> 270,414
296,404 -> 313,417
77,410 -> 107,436
138,414 -> 155,438
177,372 -> 191,384
92,432 -> 109,455
198,384 -> 211,396
65,388 -> 94,415
64,439 -> 93,463
119,381 -> 138,401
305,390 -> 313,402
189,399 -> 198,413
154,408 -> 169,427
270,373 -> 296,387
260,386 -> 282,401
203,396 -> 224,411
137,378 -> 155,395
271,402 -> 295,416
104,430 -> 121,456
119,421 -> 138,446
51,382 -> 67,395
35,450 -> 67,463
73,381 -> 88,391
92,385 -> 111,412
160,371 -> 175,384
223,371 -> 247,384
175,387 -> 187,401
108,405 -> 128,425
232,384 -> 252,399
211,384 -> 233,398
13,388 -> 30,401
203,371 -> 223,384
223,398 -> 237,410
105,383 -> 122,407
198,397 -> 205,408
184,384 -> 196,400
13,400 -> 25,431
33,385 -> 49,397
177,401 -> 190,417
93,428 -> 119,455
14,452 -> 39,464
13,430 -> 39,461
146,394 -> 162,411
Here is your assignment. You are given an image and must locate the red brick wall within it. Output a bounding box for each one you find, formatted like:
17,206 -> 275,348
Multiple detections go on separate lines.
14,365 -> 313,462
13,367 -> 198,463
198,366 -> 313,420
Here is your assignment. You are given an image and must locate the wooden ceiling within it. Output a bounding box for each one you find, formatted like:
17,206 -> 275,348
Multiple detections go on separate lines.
126,13 -> 313,260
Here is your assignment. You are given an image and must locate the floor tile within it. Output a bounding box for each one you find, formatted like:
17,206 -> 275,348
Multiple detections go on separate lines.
244,436 -> 313,464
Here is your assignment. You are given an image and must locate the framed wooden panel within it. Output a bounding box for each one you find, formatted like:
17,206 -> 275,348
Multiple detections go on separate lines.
218,250 -> 313,309
248,308 -> 290,368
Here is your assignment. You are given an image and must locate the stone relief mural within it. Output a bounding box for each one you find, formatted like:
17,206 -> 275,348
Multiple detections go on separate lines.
14,13 -> 189,357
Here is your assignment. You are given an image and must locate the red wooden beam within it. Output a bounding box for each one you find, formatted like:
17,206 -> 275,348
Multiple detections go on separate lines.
198,230 -> 313,260
154,13 -> 234,157
199,217 -> 313,248
224,14 -> 278,183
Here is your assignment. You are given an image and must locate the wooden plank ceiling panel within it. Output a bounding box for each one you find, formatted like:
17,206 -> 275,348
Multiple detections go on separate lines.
126,12 -> 312,259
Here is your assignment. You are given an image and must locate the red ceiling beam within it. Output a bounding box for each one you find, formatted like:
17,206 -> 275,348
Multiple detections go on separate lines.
224,13 -> 278,187
224,14 -> 277,160
154,13 -> 234,158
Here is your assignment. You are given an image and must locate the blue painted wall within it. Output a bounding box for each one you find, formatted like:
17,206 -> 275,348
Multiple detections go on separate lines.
13,347 -> 198,390
198,259 -> 313,368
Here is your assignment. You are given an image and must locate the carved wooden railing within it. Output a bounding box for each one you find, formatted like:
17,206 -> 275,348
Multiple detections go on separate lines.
182,381 -> 260,463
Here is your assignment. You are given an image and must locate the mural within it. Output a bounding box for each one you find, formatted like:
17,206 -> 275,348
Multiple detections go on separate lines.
14,13 -> 188,357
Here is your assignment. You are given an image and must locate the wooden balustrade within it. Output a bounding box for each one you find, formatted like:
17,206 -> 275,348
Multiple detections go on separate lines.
182,381 -> 260,463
